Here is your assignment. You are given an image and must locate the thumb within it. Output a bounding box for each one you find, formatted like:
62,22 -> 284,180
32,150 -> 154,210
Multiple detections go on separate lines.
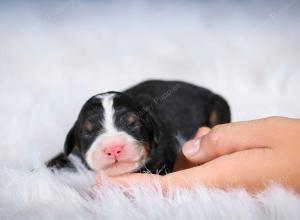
182,118 -> 278,164
181,127 -> 210,164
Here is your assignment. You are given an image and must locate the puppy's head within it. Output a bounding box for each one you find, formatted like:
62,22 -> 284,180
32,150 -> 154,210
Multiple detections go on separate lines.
64,92 -> 159,176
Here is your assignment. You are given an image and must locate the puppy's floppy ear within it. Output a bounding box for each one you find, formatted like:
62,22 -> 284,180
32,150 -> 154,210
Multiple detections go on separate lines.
64,122 -> 78,156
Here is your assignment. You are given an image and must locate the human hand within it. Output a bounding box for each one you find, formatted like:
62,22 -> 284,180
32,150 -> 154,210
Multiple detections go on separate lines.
95,117 -> 300,193
177,116 -> 300,192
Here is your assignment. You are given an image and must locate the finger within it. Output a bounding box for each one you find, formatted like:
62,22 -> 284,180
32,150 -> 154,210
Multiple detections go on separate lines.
167,147 -> 277,193
181,127 -> 210,164
183,117 -> 284,164
94,173 -> 163,189
111,173 -> 164,187
178,127 -> 211,168
110,173 -> 146,187
194,127 -> 211,139
94,174 -> 137,189
182,136 -> 206,164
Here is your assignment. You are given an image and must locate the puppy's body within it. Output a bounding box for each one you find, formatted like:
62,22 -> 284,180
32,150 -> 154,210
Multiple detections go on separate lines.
125,80 -> 229,139
47,80 -> 230,175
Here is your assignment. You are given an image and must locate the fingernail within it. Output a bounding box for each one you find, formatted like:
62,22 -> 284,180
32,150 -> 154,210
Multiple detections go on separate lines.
183,138 -> 201,156
194,138 -> 200,147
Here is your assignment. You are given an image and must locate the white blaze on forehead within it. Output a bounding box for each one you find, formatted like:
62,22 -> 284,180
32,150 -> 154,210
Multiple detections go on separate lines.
98,93 -> 118,133
86,93 -> 118,170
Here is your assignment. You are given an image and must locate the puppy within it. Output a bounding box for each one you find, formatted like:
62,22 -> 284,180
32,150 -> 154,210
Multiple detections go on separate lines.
46,80 -> 230,176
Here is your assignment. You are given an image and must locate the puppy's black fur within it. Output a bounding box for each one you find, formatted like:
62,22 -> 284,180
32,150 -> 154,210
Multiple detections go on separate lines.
46,80 -> 230,174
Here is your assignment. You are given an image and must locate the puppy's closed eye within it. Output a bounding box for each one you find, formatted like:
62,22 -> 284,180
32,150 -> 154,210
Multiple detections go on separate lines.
127,113 -> 139,126
83,121 -> 94,133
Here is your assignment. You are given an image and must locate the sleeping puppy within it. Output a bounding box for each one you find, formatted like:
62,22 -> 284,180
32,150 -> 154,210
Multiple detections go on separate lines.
46,80 -> 230,176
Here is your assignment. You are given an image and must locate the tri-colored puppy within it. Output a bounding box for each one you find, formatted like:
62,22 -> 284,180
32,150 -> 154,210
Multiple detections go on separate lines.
46,80 -> 230,176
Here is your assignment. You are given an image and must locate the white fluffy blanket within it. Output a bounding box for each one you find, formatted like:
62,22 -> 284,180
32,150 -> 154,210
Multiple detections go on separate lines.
1,1 -> 300,219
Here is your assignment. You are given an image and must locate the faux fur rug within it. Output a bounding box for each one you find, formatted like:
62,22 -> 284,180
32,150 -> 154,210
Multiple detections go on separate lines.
1,1 -> 300,219
1,160 -> 300,220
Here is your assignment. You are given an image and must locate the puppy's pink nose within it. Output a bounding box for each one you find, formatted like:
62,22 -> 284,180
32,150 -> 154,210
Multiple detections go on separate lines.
104,145 -> 123,158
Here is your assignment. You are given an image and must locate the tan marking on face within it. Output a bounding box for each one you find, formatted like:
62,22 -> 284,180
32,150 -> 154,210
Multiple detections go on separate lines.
83,120 -> 94,132
140,144 -> 148,161
127,113 -> 138,125
209,110 -> 218,127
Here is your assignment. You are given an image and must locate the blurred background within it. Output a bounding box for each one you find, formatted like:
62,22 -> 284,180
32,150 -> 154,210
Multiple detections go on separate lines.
0,0 -> 299,167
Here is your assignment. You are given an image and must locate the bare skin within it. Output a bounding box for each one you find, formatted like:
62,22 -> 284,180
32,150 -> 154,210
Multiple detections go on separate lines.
95,117 -> 300,193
